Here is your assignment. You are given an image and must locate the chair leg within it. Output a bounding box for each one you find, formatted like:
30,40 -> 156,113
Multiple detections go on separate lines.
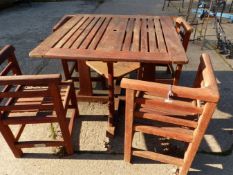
124,89 -> 135,162
0,122 -> 23,158
57,115 -> 74,155
50,84 -> 74,155
179,140 -> 200,175
173,64 -> 183,85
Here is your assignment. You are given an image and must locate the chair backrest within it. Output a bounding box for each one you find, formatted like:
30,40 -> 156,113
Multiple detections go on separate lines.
175,17 -> 193,51
0,45 -> 63,116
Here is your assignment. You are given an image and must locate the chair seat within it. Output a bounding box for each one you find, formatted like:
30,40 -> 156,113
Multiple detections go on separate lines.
86,61 -> 140,78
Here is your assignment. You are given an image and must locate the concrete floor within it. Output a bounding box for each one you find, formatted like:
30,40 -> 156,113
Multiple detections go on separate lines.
0,0 -> 233,174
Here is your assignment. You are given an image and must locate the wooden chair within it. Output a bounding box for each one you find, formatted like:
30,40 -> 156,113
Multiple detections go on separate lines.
0,45 -> 79,158
142,17 -> 193,85
121,53 -> 220,175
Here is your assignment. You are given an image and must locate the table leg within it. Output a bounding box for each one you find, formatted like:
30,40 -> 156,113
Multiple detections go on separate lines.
107,62 -> 115,136
173,64 -> 183,85
77,60 -> 93,96
141,63 -> 155,81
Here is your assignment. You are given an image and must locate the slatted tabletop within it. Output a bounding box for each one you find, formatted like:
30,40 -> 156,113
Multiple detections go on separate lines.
30,14 -> 188,64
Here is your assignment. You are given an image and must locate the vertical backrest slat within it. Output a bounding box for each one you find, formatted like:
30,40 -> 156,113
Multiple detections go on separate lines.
175,17 -> 193,51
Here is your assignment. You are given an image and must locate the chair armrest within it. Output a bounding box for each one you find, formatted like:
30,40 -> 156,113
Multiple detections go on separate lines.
121,78 -> 219,103
0,74 -> 61,86
175,17 -> 193,33
0,45 -> 15,64
52,15 -> 75,32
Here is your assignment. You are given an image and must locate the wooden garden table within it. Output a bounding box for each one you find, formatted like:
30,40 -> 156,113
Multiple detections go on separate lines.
30,14 -> 188,136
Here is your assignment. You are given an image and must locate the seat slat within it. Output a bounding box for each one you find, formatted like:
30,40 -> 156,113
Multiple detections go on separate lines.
134,111 -> 198,128
0,104 -> 54,111
2,115 -> 58,125
0,90 -> 49,98
135,97 -> 203,115
134,125 -> 193,143
132,149 -> 183,166
15,141 -> 65,148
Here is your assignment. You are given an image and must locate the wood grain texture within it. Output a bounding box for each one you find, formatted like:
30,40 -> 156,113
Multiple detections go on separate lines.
30,14 -> 187,64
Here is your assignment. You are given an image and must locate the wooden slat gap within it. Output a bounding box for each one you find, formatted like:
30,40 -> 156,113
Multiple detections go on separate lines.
80,17 -> 107,49
76,17 -> 102,49
92,17 -> 113,50
51,16 -> 85,48
69,17 -> 96,48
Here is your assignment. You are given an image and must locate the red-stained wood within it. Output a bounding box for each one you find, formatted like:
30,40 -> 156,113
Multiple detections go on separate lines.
134,111 -> 198,128
131,18 -> 141,52
124,89 -> 135,162
29,14 -> 189,137
0,45 -> 79,157
154,17 -> 193,85
63,16 -> 94,49
30,14 -> 187,64
140,18 -> 149,52
79,17 -> 106,49
54,16 -> 87,48
77,60 -> 93,96
154,18 -> 166,52
148,18 -> 157,52
45,48 -> 171,63
121,53 -> 220,175
97,17 -> 128,51
107,62 -> 114,128
134,125 -> 193,142
88,17 -> 112,50
160,16 -> 187,63
122,18 -> 134,51
72,17 -> 100,49
132,150 -> 184,166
